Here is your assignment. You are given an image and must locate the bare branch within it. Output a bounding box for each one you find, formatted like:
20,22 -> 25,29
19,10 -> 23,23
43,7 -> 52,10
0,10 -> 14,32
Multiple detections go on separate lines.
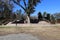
13,0 -> 25,11
23,0 -> 26,8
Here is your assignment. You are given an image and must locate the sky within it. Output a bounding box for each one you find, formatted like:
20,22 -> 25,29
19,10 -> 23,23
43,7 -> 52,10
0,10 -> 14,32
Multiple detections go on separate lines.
13,0 -> 60,16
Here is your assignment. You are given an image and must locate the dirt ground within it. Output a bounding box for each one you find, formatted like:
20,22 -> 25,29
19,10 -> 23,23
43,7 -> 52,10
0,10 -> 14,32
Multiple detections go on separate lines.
0,24 -> 60,40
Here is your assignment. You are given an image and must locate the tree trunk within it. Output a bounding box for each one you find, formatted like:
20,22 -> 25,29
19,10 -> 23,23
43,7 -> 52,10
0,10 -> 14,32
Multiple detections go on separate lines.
26,15 -> 30,24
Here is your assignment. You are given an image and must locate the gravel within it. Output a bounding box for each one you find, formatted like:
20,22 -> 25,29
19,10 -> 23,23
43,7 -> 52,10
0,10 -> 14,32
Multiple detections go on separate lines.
0,33 -> 40,40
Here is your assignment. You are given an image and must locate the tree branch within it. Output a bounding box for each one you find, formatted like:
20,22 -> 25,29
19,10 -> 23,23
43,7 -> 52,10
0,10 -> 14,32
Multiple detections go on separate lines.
12,0 -> 25,11
23,0 -> 26,8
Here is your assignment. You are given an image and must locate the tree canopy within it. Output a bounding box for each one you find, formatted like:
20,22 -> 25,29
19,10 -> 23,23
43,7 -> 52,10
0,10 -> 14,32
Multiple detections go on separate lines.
0,0 -> 41,23
12,0 -> 41,16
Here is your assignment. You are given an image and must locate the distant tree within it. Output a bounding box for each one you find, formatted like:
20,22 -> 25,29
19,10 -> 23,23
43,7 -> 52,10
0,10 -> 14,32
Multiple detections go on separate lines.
38,12 -> 42,21
53,13 -> 60,23
16,10 -> 22,20
51,15 -> 56,24
54,13 -> 60,19
43,12 -> 47,18
43,12 -> 51,21
46,13 -> 51,21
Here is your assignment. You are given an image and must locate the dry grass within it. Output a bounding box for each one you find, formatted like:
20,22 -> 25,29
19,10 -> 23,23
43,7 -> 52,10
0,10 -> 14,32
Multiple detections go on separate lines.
0,25 -> 60,40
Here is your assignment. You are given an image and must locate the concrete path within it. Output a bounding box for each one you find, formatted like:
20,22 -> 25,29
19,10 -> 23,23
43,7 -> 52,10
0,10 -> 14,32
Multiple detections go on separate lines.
0,33 -> 40,40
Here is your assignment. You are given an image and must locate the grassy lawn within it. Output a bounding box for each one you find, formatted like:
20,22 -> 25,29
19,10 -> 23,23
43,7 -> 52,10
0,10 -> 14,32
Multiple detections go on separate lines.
0,25 -> 60,40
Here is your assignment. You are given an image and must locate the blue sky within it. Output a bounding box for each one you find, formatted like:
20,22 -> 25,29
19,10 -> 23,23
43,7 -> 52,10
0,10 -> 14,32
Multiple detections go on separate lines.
13,0 -> 60,16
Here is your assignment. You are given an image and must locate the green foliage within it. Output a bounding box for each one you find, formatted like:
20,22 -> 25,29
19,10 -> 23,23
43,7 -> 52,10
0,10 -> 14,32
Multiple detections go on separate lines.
43,12 -> 47,17
38,12 -> 43,21
46,14 -> 51,21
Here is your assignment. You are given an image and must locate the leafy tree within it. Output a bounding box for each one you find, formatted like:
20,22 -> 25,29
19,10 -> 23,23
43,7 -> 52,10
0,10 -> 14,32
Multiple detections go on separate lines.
46,13 -> 51,21
51,15 -> 56,24
0,0 -> 41,24
0,0 -> 13,19
43,12 -> 51,20
12,0 -> 41,23
38,12 -> 42,21
43,12 -> 47,18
